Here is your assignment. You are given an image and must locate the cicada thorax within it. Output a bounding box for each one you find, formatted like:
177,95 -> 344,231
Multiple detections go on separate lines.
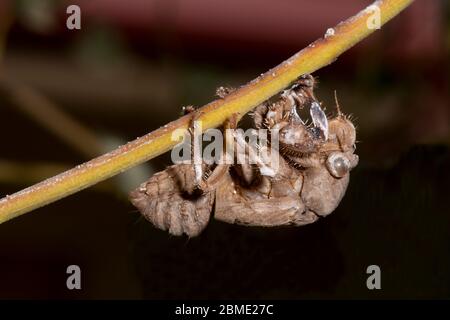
214,162 -> 318,227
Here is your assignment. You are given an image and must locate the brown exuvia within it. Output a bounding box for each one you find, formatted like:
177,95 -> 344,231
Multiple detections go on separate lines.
129,74 -> 358,237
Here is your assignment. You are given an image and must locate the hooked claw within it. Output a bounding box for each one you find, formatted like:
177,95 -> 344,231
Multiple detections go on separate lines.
282,88 -> 305,125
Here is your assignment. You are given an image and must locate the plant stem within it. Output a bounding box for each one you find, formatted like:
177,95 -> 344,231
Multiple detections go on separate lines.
0,78 -> 103,158
0,0 -> 414,224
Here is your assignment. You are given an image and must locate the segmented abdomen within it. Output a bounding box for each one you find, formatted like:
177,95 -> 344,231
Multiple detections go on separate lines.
129,164 -> 214,237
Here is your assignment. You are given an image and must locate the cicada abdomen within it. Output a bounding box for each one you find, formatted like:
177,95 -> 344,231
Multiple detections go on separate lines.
129,164 -> 214,237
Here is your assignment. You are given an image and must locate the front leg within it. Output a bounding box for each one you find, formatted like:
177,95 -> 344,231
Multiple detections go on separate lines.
189,110 -> 238,193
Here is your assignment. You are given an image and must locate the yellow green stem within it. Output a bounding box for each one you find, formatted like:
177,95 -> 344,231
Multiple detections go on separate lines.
0,0 -> 414,224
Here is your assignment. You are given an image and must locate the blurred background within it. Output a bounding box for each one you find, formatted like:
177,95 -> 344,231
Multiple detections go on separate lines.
0,0 -> 449,299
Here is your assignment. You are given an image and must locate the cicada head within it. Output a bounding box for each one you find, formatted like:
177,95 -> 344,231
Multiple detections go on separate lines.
301,96 -> 359,217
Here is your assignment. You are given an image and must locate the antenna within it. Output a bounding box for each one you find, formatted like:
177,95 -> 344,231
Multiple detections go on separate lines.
334,90 -> 343,117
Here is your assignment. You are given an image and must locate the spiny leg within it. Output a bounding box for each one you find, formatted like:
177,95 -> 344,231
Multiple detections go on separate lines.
281,74 -> 316,112
188,110 -> 238,193
199,113 -> 238,192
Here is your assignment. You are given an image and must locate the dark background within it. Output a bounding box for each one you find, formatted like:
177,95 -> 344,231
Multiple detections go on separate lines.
0,0 -> 449,299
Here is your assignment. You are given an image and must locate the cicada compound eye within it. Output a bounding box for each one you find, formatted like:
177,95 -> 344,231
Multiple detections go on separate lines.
326,152 -> 351,178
